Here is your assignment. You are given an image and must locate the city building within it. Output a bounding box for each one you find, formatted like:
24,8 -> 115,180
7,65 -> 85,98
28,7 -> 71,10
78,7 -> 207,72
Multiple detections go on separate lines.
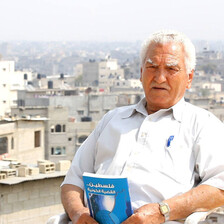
0,117 -> 45,164
81,57 -> 125,89
0,160 -> 69,224
10,90 -> 143,162
0,60 -> 33,118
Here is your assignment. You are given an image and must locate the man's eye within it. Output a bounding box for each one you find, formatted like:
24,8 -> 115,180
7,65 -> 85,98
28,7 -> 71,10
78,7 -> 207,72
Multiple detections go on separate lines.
146,65 -> 156,69
168,67 -> 179,71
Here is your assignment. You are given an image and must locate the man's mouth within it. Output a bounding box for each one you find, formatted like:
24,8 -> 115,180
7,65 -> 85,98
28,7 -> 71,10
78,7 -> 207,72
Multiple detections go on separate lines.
152,87 -> 167,90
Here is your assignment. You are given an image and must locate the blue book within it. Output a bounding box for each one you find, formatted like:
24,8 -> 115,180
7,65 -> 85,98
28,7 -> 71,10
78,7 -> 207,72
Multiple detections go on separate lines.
83,172 -> 133,224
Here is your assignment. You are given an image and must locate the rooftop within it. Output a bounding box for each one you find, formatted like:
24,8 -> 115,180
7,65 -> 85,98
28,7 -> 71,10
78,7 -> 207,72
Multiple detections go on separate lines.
0,170 -> 67,185
0,159 -> 70,185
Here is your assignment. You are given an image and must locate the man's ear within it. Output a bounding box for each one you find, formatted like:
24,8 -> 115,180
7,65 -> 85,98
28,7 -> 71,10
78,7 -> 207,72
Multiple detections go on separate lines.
186,69 -> 194,89
140,67 -> 143,82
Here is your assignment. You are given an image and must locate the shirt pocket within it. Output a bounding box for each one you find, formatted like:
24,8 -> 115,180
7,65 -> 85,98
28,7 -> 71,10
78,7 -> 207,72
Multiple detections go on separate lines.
165,137 -> 195,185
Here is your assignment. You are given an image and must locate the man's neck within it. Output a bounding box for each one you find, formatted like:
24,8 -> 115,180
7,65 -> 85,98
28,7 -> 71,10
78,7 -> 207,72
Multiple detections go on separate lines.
145,103 -> 165,115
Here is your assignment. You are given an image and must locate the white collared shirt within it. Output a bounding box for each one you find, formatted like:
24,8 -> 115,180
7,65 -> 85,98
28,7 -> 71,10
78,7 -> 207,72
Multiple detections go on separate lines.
62,98 -> 224,211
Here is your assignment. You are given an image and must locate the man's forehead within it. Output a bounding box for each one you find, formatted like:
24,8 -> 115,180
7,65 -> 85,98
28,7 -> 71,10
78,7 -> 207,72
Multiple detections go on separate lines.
145,43 -> 184,63
146,57 -> 180,65
149,41 -> 183,49
147,42 -> 184,55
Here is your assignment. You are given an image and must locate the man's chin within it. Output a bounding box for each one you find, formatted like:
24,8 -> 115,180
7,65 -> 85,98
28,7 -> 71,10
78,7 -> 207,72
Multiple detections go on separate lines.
146,99 -> 172,112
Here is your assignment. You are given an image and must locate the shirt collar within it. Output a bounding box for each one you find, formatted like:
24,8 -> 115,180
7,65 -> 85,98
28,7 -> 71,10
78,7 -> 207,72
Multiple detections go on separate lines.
121,97 -> 186,122
121,97 -> 148,119
170,97 -> 186,122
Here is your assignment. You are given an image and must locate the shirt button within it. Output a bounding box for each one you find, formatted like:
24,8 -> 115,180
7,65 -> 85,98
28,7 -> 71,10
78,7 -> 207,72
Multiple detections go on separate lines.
141,132 -> 147,138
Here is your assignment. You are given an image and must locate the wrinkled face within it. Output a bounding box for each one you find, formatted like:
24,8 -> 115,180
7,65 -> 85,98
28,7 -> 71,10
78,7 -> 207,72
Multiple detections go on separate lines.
140,42 -> 194,114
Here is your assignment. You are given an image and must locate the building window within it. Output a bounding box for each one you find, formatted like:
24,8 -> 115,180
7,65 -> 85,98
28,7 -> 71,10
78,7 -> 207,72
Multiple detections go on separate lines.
34,131 -> 41,148
11,137 -> 14,150
51,124 -> 66,133
68,137 -> 72,141
77,110 -> 84,115
0,137 -> 8,154
55,124 -> 61,132
51,146 -> 66,155
78,135 -> 88,144
51,147 -> 54,155
18,99 -> 25,107
50,125 -> 55,133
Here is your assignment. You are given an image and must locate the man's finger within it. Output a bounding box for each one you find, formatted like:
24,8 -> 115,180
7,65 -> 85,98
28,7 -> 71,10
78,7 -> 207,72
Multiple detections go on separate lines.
76,213 -> 99,224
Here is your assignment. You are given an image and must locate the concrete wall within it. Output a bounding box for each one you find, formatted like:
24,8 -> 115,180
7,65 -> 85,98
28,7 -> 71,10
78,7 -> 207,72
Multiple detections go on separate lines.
46,106 -> 97,162
46,106 -> 71,162
82,61 -> 99,86
0,176 -> 65,224
0,120 -> 45,164
10,106 -> 97,163
16,120 -> 45,163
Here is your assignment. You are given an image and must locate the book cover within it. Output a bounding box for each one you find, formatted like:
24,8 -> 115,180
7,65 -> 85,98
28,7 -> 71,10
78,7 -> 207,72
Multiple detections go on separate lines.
83,172 -> 133,224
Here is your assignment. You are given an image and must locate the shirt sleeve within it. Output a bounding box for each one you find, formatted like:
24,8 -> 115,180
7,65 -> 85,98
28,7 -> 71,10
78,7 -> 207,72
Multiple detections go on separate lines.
61,109 -> 116,189
194,112 -> 224,190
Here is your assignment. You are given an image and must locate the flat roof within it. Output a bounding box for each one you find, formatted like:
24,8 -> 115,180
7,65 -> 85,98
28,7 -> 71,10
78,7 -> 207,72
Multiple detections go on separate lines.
0,170 -> 67,185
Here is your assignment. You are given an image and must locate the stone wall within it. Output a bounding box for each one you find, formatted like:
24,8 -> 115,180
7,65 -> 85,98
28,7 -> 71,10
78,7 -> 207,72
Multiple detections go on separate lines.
0,176 -> 65,224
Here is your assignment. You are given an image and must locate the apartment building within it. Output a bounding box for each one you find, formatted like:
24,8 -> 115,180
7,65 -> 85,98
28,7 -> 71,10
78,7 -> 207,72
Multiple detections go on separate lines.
10,89 -> 143,162
0,60 -> 33,118
81,57 -> 125,88
0,118 -> 45,164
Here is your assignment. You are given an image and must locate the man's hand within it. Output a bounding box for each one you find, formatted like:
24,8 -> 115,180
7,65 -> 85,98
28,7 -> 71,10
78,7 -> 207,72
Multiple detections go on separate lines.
121,185 -> 224,224
61,184 -> 99,224
121,203 -> 164,224
72,207 -> 98,224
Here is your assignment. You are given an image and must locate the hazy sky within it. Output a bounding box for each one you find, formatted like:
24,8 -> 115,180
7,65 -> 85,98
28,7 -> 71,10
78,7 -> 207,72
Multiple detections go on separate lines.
0,0 -> 223,42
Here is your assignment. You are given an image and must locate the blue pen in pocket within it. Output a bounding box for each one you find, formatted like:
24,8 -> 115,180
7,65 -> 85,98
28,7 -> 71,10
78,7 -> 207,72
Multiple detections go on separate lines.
167,135 -> 174,147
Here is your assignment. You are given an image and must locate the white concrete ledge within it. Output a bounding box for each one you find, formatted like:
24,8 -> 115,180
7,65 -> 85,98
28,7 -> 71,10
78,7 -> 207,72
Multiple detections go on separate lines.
0,170 -> 67,185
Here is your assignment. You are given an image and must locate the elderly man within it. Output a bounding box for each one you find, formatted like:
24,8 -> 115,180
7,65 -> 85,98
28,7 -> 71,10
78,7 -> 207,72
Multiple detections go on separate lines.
61,30 -> 224,224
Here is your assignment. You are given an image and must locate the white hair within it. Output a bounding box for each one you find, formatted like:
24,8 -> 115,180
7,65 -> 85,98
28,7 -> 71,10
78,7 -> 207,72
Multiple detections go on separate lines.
140,30 -> 196,74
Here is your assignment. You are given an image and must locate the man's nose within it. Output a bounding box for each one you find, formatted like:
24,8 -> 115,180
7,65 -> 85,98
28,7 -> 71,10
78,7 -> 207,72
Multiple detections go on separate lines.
153,69 -> 167,83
